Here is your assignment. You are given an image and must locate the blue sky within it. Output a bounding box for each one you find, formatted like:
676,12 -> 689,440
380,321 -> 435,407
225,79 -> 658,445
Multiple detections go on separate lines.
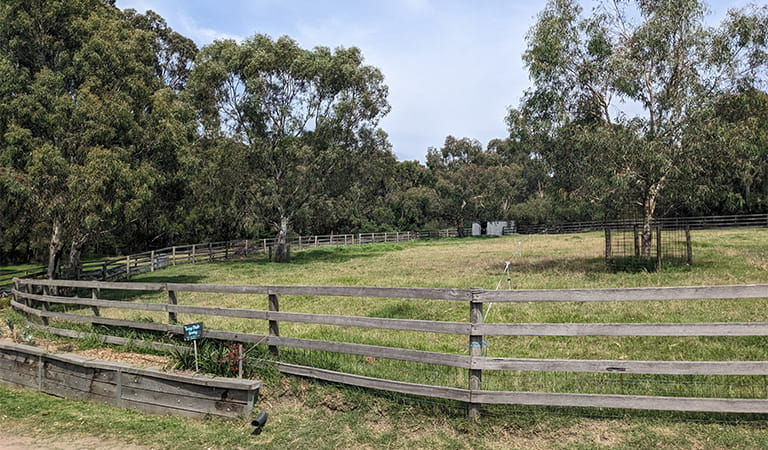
116,0 -> 752,162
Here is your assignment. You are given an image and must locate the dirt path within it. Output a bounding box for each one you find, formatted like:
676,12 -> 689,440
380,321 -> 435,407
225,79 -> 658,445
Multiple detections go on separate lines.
0,430 -> 152,450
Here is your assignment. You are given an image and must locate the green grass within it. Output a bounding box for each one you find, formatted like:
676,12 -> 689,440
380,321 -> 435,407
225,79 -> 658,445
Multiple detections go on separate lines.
4,228 -> 768,448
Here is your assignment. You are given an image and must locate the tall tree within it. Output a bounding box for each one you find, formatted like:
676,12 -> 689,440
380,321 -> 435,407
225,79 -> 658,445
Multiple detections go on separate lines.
427,136 -> 524,237
0,1 -> 194,276
188,35 -> 390,261
514,0 -> 768,255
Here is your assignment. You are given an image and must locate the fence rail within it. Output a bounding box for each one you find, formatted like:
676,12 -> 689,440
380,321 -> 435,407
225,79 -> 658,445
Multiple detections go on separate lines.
10,278 -> 768,417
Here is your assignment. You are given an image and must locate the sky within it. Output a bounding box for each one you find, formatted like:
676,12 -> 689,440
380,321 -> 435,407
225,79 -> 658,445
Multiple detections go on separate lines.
116,0 -> 752,162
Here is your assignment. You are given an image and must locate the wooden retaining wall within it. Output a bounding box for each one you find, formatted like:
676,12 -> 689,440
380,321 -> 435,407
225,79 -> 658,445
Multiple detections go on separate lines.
0,340 -> 260,419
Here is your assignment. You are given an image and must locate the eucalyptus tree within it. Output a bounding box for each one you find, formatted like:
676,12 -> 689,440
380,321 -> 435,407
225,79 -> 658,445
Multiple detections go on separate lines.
684,88 -> 768,214
0,0 -> 195,276
513,0 -> 768,256
427,136 -> 524,237
188,35 -> 390,261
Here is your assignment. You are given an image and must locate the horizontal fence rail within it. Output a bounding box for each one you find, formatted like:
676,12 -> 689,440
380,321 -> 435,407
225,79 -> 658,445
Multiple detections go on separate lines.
10,278 -> 768,417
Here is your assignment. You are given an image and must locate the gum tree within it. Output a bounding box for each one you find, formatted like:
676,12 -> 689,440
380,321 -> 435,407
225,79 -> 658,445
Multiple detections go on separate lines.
188,35 -> 390,261
513,0 -> 768,256
0,0 -> 195,276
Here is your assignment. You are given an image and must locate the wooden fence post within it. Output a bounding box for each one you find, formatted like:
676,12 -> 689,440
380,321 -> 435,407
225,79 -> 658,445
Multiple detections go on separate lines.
150,250 -> 155,272
633,225 -> 640,257
604,228 -> 612,263
40,285 -> 50,326
468,288 -> 484,419
245,240 -> 249,256
126,256 -> 131,280
168,290 -> 178,324
91,288 -> 100,317
268,292 -> 280,357
686,226 -> 693,265
656,226 -> 663,271
101,262 -> 107,281
12,278 -> 19,308
208,242 -> 213,262
172,246 -> 176,266
192,244 -> 196,264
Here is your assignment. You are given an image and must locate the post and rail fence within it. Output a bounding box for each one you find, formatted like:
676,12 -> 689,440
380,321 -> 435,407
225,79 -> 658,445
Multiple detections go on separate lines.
9,278 -> 768,417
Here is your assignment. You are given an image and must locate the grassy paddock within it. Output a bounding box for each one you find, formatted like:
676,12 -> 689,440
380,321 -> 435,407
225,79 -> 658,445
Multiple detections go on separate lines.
5,229 -> 768,448
55,229 -> 768,394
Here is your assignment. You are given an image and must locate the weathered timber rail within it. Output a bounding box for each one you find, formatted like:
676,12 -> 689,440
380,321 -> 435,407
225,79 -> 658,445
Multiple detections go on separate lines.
0,340 -> 260,419
10,278 -> 768,418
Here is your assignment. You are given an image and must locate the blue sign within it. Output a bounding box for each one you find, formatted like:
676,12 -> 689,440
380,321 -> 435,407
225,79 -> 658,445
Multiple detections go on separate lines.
183,322 -> 204,341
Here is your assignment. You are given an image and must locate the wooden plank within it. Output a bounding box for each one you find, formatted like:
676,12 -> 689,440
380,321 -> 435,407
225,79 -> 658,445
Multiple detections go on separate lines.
87,362 -> 260,391
15,292 -> 470,334
11,301 -> 178,334
275,362 -> 470,402
163,284 -> 472,301
263,312 -> 470,335
197,328 -> 470,368
17,278 -> 166,291
0,341 -> 45,357
475,322 -> 768,337
120,385 -> 248,417
40,378 -> 95,401
26,323 -> 184,354
108,373 -> 252,403
268,335 -> 471,368
474,357 -> 768,375
15,291 -> 169,312
15,280 -> 472,300
43,359 -> 95,393
89,378 -> 118,401
0,357 -> 39,389
470,391 -> 768,413
118,398 -> 219,419
478,285 -> 768,303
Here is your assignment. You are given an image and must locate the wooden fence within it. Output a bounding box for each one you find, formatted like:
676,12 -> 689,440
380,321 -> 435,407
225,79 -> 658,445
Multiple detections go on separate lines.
11,278 -> 768,417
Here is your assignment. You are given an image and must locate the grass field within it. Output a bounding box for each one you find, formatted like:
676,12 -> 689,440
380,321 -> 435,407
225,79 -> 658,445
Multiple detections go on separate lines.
3,228 -> 768,448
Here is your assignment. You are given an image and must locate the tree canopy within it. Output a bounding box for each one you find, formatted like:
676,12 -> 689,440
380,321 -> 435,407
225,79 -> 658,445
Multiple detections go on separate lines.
1,0 -> 766,270
510,0 -> 768,254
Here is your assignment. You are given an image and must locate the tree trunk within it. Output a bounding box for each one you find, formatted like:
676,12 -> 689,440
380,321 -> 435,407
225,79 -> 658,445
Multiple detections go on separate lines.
455,217 -> 465,238
640,180 -> 664,258
65,234 -> 88,279
47,218 -> 64,280
272,216 -> 290,263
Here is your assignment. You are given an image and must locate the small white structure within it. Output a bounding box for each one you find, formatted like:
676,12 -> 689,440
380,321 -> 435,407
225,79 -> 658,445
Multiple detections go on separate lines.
472,220 -> 515,236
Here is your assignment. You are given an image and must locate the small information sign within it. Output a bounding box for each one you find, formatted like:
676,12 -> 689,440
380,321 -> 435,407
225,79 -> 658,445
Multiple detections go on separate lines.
183,322 -> 204,341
